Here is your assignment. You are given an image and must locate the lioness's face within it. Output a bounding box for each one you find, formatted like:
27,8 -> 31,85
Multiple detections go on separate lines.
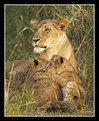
31,19 -> 69,53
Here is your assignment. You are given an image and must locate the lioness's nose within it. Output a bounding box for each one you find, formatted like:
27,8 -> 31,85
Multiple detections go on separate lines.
32,38 -> 40,43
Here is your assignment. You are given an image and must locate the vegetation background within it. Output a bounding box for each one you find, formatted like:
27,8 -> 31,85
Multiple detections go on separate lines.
5,5 -> 94,116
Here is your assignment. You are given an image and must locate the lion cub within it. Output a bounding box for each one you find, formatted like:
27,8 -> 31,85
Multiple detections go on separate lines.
24,55 -> 87,111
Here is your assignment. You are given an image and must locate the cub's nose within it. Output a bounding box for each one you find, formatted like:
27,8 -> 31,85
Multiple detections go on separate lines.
32,38 -> 40,43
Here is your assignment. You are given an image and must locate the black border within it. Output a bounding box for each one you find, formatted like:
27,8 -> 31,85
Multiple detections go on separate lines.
0,0 -> 96,119
2,0 -> 96,4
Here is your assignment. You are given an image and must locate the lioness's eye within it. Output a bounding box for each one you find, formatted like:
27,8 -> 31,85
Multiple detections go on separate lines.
44,28 -> 50,32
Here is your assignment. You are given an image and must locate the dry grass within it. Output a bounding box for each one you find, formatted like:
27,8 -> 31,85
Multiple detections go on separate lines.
5,5 -> 95,116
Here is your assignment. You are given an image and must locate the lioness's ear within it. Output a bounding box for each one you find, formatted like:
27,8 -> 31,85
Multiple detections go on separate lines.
55,18 -> 70,31
30,19 -> 38,28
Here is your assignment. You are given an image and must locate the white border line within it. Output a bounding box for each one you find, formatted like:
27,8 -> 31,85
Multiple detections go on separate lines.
4,4 -> 95,117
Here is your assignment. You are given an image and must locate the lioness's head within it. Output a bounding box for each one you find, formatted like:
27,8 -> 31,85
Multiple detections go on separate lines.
30,19 -> 69,53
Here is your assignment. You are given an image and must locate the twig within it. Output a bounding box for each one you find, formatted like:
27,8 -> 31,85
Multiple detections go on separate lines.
15,27 -> 28,40
36,7 -> 44,17
69,6 -> 82,23
56,13 -> 63,19
52,5 -> 62,14
8,27 -> 34,60
6,63 -> 14,103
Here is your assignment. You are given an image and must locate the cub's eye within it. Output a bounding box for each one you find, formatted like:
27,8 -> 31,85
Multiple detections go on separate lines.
49,63 -> 52,68
48,63 -> 52,68
34,59 -> 39,66
34,29 -> 37,32
44,28 -> 50,32
49,63 -> 52,67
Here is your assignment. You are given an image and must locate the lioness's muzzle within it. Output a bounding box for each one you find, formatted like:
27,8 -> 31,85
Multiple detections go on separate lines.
32,38 -> 40,43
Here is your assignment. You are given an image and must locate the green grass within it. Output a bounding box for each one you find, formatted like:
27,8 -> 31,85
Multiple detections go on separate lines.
5,5 -> 95,116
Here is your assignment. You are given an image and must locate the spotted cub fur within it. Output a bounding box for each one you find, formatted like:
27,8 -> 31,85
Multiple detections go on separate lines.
25,55 -> 87,110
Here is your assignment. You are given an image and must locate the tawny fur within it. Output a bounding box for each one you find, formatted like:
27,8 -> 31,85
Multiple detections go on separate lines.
23,55 -> 86,110
31,19 -> 77,71
5,19 -> 86,111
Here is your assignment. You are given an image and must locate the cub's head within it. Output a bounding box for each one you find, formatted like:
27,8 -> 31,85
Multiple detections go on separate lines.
30,19 -> 69,53
44,55 -> 64,69
30,57 -> 47,69
43,55 -> 75,73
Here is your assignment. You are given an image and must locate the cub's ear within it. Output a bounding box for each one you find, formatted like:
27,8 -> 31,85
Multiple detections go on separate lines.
30,19 -> 38,28
55,18 -> 70,31
60,57 -> 64,63
34,59 -> 39,66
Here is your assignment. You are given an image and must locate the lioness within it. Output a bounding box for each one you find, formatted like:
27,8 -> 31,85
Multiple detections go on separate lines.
5,18 -> 79,112
6,18 -> 77,85
31,18 -> 77,71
